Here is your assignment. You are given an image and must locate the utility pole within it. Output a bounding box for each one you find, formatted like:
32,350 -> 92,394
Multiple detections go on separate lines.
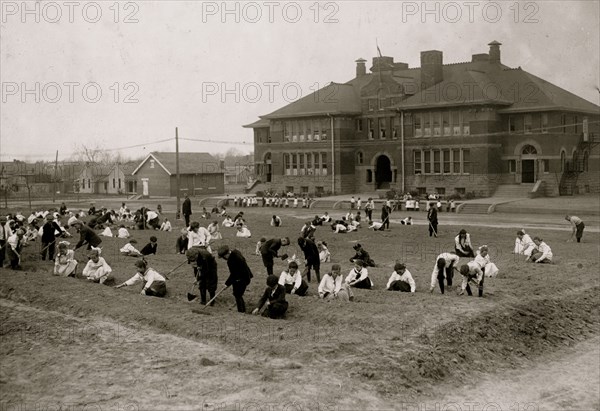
53,150 -> 58,203
175,127 -> 181,220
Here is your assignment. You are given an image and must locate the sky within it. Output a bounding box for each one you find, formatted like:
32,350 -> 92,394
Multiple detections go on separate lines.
1,0 -> 599,162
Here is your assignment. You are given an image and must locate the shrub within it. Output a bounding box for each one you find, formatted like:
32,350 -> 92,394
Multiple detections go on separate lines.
255,190 -> 265,197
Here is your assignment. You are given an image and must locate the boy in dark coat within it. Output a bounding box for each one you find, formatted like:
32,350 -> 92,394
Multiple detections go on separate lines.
41,215 -> 63,261
260,237 -> 290,276
427,205 -> 438,237
297,237 -> 321,282
218,245 -> 253,313
175,229 -> 189,254
252,275 -> 288,319
196,247 -> 218,305
73,221 -> 102,250
349,243 -> 376,267
141,236 -> 158,255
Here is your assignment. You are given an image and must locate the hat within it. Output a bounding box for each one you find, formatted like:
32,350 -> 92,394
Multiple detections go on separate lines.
517,230 -> 525,236
331,264 -> 341,271
266,275 -> 279,287
46,214 -> 54,220
217,245 -> 230,258
460,265 -> 470,275
353,243 -> 362,250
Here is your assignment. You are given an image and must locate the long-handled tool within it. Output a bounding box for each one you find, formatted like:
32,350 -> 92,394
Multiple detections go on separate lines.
191,285 -> 230,315
428,221 -> 438,237
163,259 -> 189,280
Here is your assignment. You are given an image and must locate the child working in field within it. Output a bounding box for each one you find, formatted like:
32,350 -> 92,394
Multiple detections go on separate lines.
141,236 -> 158,255
82,248 -> 113,284
252,275 -> 288,319
278,261 -> 308,296
115,259 -> 167,297
318,264 -> 354,301
386,262 -> 416,293
527,237 -> 553,264
345,260 -> 373,289
54,241 -> 77,277
120,239 -> 142,257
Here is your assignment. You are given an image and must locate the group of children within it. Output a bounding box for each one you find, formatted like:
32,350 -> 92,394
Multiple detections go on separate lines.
2,199 -> 588,323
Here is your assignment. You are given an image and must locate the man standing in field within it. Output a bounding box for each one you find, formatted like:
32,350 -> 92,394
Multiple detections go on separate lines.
565,215 -> 585,243
182,194 -> 192,228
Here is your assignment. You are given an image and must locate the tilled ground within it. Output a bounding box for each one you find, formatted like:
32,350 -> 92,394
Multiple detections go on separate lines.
1,207 -> 599,410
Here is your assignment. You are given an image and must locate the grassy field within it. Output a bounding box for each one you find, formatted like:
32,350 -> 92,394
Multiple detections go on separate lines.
1,204 -> 599,410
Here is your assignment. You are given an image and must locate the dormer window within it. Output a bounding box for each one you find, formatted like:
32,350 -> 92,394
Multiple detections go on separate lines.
150,159 -> 155,169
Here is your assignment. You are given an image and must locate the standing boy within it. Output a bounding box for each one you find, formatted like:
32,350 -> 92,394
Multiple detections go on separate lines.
218,245 -> 253,313
565,215 -> 585,243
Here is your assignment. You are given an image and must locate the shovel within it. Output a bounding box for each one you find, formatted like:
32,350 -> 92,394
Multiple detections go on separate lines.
187,280 -> 199,302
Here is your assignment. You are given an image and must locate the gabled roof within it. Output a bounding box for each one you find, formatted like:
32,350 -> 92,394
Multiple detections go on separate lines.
247,43 -> 599,123
397,65 -> 599,114
261,82 -> 362,119
132,152 -> 223,176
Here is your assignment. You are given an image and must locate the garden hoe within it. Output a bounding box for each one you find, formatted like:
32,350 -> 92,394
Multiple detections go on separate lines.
191,285 -> 230,315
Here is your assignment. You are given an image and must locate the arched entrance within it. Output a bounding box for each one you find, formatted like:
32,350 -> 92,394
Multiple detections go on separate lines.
375,155 -> 392,189
521,145 -> 537,183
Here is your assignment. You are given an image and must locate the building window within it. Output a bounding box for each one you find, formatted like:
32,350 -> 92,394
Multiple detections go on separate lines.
356,118 -> 363,132
392,116 -> 400,139
463,149 -> 471,174
452,149 -> 460,173
299,154 -> 305,175
286,186 -> 294,193
452,111 -> 460,135
414,151 -> 422,174
321,153 -> 327,176
541,113 -> 548,133
357,152 -> 363,165
379,118 -> 387,139
522,145 -> 537,155
433,150 -> 441,173
118,178 -> 122,189
435,187 -> 446,195
315,186 -> 324,196
307,153 -> 312,174
284,153 -> 291,175
417,187 -> 427,196
509,160 -> 516,174
266,129 -> 271,143
455,187 -> 466,195
433,112 -> 441,136
443,149 -> 450,173
509,116 -> 515,133
368,119 -> 374,139
574,115 -> 579,134
321,119 -> 328,141
524,114 -> 532,134
292,154 -> 298,175
423,113 -> 431,137
150,159 -> 155,169
561,114 -> 567,133
542,159 -> 550,173
367,169 -> 373,183
414,114 -> 422,137
306,121 -> 313,141
301,186 -> 309,194
113,178 -> 116,189
87,179 -> 91,188
368,99 -> 376,111
424,150 -> 431,174
442,111 -> 450,136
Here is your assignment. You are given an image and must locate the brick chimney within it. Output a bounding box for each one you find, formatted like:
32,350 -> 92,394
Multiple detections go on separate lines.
355,58 -> 367,77
420,50 -> 443,89
370,56 -> 395,73
488,40 -> 501,63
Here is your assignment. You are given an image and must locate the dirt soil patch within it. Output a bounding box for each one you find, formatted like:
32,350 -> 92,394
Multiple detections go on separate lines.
1,207 -> 599,409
